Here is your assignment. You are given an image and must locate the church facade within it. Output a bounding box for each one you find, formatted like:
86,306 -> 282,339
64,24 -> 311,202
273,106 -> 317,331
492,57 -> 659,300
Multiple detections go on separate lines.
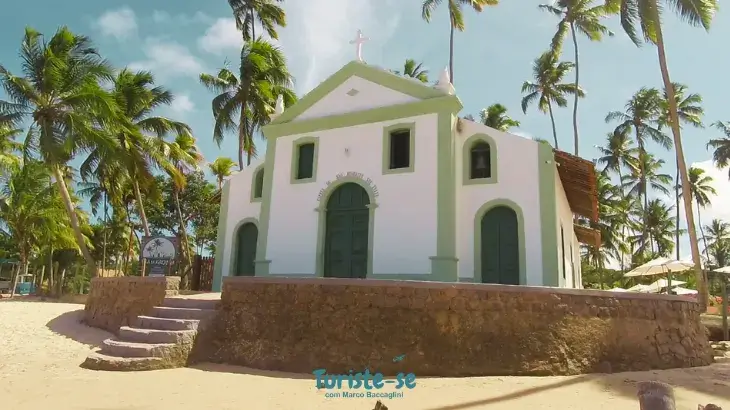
211,61 -> 599,291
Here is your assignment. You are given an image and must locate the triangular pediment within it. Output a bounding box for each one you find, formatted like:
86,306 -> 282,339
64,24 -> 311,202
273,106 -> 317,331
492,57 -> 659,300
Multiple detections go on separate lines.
270,61 -> 449,125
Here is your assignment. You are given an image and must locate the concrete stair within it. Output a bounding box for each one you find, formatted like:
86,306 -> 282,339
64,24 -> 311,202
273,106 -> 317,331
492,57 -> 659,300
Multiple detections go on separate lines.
81,296 -> 218,372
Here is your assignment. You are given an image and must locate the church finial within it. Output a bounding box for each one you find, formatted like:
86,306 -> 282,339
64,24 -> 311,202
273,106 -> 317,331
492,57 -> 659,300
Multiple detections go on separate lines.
349,29 -> 369,62
271,94 -> 284,119
435,66 -> 455,94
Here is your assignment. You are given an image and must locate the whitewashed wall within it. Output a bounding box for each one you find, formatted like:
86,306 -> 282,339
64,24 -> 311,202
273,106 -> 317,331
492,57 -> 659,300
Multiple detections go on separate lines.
456,120 -> 544,284
219,159 -> 263,278
295,76 -> 420,121
555,173 -> 580,288
266,114 -> 440,275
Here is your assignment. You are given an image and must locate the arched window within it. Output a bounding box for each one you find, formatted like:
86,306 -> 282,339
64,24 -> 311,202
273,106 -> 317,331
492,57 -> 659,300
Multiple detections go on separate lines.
470,141 -> 491,179
252,168 -> 264,201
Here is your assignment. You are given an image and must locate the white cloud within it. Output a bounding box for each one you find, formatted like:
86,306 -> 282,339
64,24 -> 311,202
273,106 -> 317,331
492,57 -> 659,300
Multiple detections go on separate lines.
169,94 -> 195,114
691,159 -> 730,224
279,0 -> 402,93
128,39 -> 205,79
198,18 -> 243,55
93,7 -> 138,40
152,10 -> 211,25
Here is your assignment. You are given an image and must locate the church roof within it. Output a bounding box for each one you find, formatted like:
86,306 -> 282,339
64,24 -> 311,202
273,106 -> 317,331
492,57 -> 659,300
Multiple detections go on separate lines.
554,149 -> 599,222
269,60 -> 453,125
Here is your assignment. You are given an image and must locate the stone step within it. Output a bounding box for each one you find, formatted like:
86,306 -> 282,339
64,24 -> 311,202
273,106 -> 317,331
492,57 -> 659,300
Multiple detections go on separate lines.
151,306 -> 216,320
81,350 -> 167,371
119,326 -> 197,344
161,297 -> 219,310
136,315 -> 200,331
100,338 -> 176,358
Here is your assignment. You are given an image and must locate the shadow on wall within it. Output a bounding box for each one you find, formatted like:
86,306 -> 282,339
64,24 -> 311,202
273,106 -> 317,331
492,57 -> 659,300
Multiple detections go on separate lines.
46,309 -> 112,348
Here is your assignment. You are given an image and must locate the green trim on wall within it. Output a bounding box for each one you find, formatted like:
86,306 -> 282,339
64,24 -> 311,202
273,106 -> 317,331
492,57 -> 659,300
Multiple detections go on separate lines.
430,111 -> 458,282
381,122 -> 416,175
538,142 -> 559,286
314,177 -> 378,277
289,136 -> 320,184
269,61 -> 447,125
253,141 -> 277,276
211,183 -> 231,292
473,199 -> 527,285
250,164 -> 264,202
262,95 -> 462,139
227,218 -> 259,277
462,133 -> 498,185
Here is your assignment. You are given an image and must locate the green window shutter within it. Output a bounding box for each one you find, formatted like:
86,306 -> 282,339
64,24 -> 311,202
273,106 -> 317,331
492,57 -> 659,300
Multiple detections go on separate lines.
254,170 -> 264,198
297,143 -> 315,179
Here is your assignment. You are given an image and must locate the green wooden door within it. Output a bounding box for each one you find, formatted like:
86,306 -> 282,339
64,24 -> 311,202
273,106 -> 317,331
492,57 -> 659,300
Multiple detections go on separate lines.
480,206 -> 520,285
236,223 -> 258,276
324,183 -> 369,278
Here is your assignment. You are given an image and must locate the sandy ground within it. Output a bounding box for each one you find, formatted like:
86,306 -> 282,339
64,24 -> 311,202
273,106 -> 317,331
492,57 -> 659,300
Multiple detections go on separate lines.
0,300 -> 728,410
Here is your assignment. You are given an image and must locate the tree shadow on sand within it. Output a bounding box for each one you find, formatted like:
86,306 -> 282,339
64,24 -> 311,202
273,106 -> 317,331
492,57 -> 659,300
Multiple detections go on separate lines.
45,309 -> 112,347
420,363 -> 730,410
188,363 -> 314,380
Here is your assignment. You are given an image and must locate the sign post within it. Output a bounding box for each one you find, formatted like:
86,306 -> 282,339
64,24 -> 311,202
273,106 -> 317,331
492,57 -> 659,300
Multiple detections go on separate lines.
139,236 -> 179,277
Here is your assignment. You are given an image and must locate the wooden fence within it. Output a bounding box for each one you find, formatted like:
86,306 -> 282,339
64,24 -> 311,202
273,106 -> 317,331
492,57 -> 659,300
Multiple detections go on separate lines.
191,255 -> 214,291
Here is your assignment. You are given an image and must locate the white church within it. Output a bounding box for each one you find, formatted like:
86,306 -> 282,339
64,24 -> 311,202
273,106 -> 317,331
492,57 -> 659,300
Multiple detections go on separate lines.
211,34 -> 599,291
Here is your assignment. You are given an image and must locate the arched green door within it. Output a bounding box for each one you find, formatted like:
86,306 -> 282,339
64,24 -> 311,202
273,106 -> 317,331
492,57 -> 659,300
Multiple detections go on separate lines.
481,206 -> 520,285
235,223 -> 258,276
324,183 -> 369,278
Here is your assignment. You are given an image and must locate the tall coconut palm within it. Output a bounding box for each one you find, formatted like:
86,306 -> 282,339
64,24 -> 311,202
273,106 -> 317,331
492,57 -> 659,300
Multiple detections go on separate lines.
596,129 -> 637,182
0,126 -> 22,171
0,27 -> 126,276
631,198 -> 676,256
228,0 -> 286,41
708,121 -> 730,179
209,157 -> 236,189
200,39 -> 296,170
538,0 -> 616,155
479,104 -> 521,131
704,219 -> 730,268
679,167 -> 716,263
521,51 -> 584,148
421,0 -> 498,84
393,59 -> 429,83
606,0 -> 718,310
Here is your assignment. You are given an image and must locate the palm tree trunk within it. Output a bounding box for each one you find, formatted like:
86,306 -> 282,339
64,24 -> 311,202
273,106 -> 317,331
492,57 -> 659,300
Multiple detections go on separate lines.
653,18 -> 708,310
132,181 -> 151,237
637,138 -> 649,252
102,191 -> 108,273
569,22 -> 580,156
51,166 -> 98,277
675,159 -> 680,260
237,109 -> 246,171
250,8 -> 256,40
547,102 -> 559,148
173,189 -> 192,287
9,262 -> 19,298
618,168 -> 627,272
697,203 -> 712,263
448,19 -> 455,84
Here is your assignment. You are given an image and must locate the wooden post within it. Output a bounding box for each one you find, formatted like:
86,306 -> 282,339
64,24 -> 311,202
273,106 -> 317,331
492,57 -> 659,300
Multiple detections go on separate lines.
637,381 -> 675,410
722,276 -> 728,341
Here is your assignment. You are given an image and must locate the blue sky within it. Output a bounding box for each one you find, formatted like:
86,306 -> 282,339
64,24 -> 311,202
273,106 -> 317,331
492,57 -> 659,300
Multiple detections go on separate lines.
1,0 -> 728,259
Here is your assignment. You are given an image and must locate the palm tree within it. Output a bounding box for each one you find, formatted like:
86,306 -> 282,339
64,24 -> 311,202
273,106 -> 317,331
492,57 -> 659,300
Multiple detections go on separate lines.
0,126 -> 22,171
521,51 -> 584,148
606,0 -> 718,310
680,167 -> 716,263
708,121 -> 730,179
228,0 -> 286,41
421,0 -> 498,84
209,157 -> 237,189
657,83 -> 703,260
538,0 -> 616,155
0,160 -> 81,296
704,219 -> 730,269
96,69 -> 190,239
200,39 -> 296,170
0,27 -> 125,276
596,129 -> 637,182
632,199 -> 676,256
479,104 -> 521,131
393,59 -> 429,83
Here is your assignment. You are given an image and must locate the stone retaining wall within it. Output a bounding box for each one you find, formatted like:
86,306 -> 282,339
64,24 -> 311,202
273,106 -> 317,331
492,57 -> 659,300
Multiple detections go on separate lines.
195,277 -> 713,376
84,276 -> 180,333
